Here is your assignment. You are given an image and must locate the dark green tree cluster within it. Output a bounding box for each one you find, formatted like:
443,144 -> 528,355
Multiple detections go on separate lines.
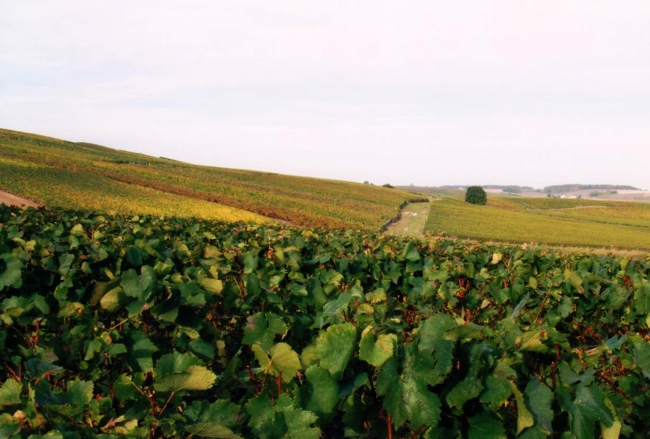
465,186 -> 487,205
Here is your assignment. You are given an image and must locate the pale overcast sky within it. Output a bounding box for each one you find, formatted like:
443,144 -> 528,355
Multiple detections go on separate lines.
2,1 -> 650,189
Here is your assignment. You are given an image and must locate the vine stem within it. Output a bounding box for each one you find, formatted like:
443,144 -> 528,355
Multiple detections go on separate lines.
246,366 -> 260,395
4,362 -> 21,382
159,391 -> 176,416
276,372 -> 283,396
380,410 -> 393,439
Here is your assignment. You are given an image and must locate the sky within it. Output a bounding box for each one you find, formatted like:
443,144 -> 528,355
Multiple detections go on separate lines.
2,1 -> 650,189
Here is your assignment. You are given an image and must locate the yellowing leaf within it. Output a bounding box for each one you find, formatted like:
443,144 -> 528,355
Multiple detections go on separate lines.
508,380 -> 534,434
199,278 -> 223,295
252,342 -> 301,383
359,329 -> 396,368
0,379 -> 22,406
154,365 -> 217,392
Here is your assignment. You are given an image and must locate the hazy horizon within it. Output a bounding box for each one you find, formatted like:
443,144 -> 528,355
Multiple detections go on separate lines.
2,1 -> 650,189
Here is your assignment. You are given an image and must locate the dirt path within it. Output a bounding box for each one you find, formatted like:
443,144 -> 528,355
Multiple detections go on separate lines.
0,190 -> 39,208
385,202 -> 431,237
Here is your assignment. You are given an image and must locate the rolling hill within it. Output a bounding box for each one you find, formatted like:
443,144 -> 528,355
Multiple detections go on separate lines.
0,128 -> 423,230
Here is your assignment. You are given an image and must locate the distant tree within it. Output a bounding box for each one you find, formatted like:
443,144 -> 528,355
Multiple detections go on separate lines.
382,183 -> 394,189
465,186 -> 487,205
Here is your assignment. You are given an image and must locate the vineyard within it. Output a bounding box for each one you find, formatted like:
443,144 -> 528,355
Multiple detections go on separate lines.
0,129 -> 422,230
2,205 -> 650,438
424,197 -> 650,250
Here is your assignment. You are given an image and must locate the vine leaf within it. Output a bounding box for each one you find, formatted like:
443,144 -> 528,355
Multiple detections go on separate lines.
0,414 -> 20,438
304,366 -> 339,419
243,312 -> 287,352
0,379 -> 22,406
377,355 -> 442,430
154,352 -> 216,392
0,254 -> 23,291
100,286 -> 131,312
519,379 -> 554,438
185,424 -> 241,439
508,380 -> 534,434
569,384 -> 615,439
315,323 -> 357,381
418,314 -> 456,380
246,393 -> 320,439
359,326 -> 396,368
199,277 -> 224,295
155,366 -> 217,392
468,412 -> 507,439
184,399 -> 245,438
252,342 -> 302,383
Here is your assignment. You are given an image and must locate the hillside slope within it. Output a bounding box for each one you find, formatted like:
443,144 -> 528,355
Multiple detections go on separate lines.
0,128 -> 420,229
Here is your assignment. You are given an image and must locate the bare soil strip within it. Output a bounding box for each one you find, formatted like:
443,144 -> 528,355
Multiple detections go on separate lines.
385,202 -> 431,237
0,190 -> 39,208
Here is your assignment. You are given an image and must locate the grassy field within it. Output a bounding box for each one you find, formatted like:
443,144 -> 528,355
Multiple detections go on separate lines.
424,195 -> 650,250
0,128 -> 421,229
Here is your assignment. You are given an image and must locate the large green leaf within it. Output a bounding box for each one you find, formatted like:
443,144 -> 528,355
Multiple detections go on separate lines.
252,342 -> 302,383
520,379 -> 554,438
377,356 -> 442,429
0,254 -> 22,291
0,379 -> 22,406
634,284 -> 650,314
569,384 -> 615,439
0,414 -> 20,438
243,312 -> 287,352
480,361 -> 515,408
154,351 -> 216,392
130,332 -> 159,373
184,399 -> 244,438
468,412 -> 507,439
100,286 -> 131,312
246,393 -> 278,436
185,424 -> 241,439
121,266 -> 156,301
283,406 -> 321,439
155,351 -> 200,376
564,269 -> 583,289
447,376 -> 483,410
315,323 -> 357,381
418,314 -> 456,379
58,253 -> 75,276
304,366 -> 339,418
245,393 -> 321,439
634,340 -> 650,379
63,380 -> 94,405
113,374 -> 138,401
359,326 -> 396,368
446,344 -> 490,410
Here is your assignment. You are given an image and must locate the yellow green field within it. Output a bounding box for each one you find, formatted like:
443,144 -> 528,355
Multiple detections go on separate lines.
424,196 -> 650,250
0,128 -> 421,229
